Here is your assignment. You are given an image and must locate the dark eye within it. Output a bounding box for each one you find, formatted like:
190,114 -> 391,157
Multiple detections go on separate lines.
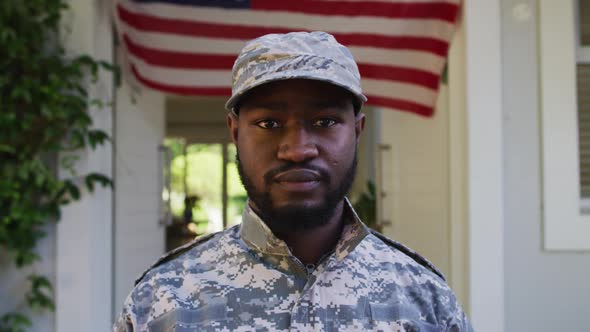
313,118 -> 336,128
256,119 -> 281,129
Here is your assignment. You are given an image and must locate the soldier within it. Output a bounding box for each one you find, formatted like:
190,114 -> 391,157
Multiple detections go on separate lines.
114,31 -> 473,332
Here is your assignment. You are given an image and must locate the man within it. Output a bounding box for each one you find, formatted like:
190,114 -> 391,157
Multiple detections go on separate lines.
115,31 -> 473,331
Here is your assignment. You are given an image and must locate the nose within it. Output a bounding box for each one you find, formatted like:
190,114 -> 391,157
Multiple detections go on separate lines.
277,125 -> 319,163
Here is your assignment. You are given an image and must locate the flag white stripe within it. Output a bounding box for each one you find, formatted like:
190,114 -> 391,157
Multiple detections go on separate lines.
350,46 -> 445,74
120,22 -> 244,54
362,78 -> 437,106
130,55 -> 231,86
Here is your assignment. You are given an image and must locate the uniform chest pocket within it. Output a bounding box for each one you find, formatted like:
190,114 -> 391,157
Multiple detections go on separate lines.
147,305 -> 228,332
369,303 -> 442,332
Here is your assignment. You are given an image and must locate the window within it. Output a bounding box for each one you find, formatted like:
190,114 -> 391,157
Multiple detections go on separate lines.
539,0 -> 590,250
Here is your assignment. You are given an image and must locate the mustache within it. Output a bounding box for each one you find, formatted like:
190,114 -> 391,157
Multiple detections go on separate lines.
264,163 -> 331,184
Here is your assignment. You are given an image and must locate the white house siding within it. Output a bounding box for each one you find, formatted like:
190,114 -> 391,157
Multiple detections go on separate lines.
501,1 -> 590,331
378,85 -> 452,290
113,79 -> 166,317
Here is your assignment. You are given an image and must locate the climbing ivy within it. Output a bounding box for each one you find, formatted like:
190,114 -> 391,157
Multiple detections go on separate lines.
0,1 -> 116,330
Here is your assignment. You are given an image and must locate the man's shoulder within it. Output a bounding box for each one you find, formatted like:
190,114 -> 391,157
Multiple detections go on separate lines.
366,229 -> 446,281
361,230 -> 473,330
134,227 -> 234,286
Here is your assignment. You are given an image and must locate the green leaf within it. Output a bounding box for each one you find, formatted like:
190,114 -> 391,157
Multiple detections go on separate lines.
16,251 -> 40,267
60,155 -> 80,176
441,61 -> 448,84
65,181 -> 80,200
85,173 -> 113,192
0,313 -> 32,332
85,175 -> 95,192
90,99 -> 104,108
26,275 -> 55,311
0,144 -> 15,153
87,129 -> 110,149
69,129 -> 85,149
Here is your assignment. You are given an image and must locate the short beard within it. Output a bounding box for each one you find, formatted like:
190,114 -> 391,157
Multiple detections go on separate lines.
236,150 -> 358,234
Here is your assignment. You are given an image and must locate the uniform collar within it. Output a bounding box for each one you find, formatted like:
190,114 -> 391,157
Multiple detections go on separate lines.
238,197 -> 370,265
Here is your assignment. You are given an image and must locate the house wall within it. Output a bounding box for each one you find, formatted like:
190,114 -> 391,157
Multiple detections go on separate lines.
379,85 -> 452,289
113,80 -> 167,316
501,1 -> 590,331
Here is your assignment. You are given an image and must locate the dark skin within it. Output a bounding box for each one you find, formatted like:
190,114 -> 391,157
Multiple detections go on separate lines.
227,79 -> 365,265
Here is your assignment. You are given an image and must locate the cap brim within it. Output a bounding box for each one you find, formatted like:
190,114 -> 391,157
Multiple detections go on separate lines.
225,72 -> 367,112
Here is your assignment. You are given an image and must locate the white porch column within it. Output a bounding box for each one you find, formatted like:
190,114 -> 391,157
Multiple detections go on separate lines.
464,0 -> 505,331
56,1 -> 114,331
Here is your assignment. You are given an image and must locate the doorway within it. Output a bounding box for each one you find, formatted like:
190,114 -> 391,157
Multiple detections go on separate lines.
162,139 -> 246,251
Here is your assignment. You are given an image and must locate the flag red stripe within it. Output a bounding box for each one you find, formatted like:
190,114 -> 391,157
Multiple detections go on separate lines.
117,5 -> 450,56
132,65 -> 231,96
124,35 -> 439,88
358,63 -> 439,89
124,35 -> 235,69
251,0 -> 459,22
336,35 -> 448,56
365,94 -> 434,117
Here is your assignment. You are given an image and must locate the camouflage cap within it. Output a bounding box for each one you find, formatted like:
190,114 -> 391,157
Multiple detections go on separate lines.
225,31 -> 367,112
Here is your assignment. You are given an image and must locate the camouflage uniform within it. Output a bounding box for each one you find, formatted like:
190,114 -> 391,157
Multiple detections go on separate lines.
114,199 -> 472,331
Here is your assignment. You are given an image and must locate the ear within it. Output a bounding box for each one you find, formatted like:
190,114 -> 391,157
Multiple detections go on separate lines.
227,112 -> 239,145
354,112 -> 366,145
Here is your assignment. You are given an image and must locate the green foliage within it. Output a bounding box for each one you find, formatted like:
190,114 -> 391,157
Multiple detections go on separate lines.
163,137 -> 186,161
353,181 -> 378,230
441,62 -> 448,85
0,1 -> 115,330
26,275 -> 55,311
165,141 -> 247,229
0,313 -> 31,332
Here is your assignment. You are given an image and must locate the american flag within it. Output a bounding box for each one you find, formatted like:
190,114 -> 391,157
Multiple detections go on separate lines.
114,0 -> 461,117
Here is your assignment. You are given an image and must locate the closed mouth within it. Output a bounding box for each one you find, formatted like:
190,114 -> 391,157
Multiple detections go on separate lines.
273,169 -> 321,183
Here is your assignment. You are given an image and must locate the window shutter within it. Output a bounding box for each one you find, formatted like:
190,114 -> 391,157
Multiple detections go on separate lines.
577,1 -> 590,198
580,0 -> 590,45
577,64 -> 590,197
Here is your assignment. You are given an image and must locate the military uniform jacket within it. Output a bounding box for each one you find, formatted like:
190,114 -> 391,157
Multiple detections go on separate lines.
114,200 -> 473,331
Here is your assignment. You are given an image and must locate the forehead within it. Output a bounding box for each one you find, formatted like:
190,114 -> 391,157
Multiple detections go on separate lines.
238,79 -> 355,110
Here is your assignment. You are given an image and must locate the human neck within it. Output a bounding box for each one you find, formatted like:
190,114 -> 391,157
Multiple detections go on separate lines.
275,201 -> 346,266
